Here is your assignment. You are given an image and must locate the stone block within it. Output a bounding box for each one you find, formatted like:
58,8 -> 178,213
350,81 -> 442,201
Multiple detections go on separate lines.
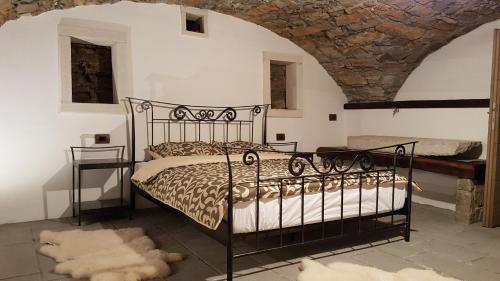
15,3 -> 37,14
416,0 -> 433,4
346,19 -> 378,31
456,189 -> 473,224
376,21 -> 426,40
457,178 -> 475,192
288,21 -> 331,37
385,0 -> 412,9
432,19 -> 457,31
407,4 -> 435,17
336,13 -> 364,26
0,0 -> 11,10
334,70 -> 367,86
455,179 -> 483,224
474,185 -> 484,206
346,31 -> 381,45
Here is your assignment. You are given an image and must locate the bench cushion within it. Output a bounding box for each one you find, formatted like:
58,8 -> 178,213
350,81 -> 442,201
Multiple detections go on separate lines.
348,135 -> 481,158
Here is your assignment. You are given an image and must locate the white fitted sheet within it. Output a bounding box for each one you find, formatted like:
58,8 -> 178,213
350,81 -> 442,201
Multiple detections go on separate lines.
230,183 -> 406,234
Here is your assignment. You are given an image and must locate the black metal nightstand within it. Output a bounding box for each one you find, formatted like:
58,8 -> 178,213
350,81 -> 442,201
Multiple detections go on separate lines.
71,146 -> 131,226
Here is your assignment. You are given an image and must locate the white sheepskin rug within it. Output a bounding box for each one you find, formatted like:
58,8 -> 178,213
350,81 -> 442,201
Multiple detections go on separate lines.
297,259 -> 460,281
38,227 -> 184,281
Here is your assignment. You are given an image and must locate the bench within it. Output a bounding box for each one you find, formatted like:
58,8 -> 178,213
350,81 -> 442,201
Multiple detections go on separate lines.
317,146 -> 486,224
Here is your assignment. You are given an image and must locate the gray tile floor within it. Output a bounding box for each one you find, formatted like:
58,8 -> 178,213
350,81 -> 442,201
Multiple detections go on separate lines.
1,203 -> 499,281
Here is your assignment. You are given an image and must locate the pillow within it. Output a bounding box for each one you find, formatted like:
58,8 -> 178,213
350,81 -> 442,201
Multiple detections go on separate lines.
144,148 -> 163,161
213,141 -> 278,154
197,142 -> 225,155
149,141 -> 220,157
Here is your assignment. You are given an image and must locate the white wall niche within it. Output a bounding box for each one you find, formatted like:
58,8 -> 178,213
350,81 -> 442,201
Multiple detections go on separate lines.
263,51 -> 303,118
180,6 -> 208,38
58,17 -> 133,114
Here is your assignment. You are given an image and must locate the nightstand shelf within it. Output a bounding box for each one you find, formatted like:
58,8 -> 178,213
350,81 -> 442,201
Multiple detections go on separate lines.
80,198 -> 128,212
71,146 -> 131,225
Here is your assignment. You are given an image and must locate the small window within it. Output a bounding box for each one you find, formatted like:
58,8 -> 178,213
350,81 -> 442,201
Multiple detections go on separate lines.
71,38 -> 116,104
263,52 -> 303,118
181,7 -> 208,37
186,14 -> 204,33
270,62 -> 287,109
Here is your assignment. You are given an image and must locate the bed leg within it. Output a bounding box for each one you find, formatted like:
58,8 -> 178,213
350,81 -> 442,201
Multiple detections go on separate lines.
226,208 -> 234,281
227,253 -> 233,281
405,145 -> 415,242
405,205 -> 412,242
129,185 -> 136,220
225,147 -> 234,281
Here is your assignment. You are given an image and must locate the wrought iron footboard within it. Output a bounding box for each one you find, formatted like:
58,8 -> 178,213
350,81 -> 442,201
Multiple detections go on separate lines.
223,142 -> 416,281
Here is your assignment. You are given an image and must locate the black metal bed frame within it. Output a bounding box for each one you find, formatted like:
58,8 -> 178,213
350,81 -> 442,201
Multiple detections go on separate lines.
126,97 -> 416,281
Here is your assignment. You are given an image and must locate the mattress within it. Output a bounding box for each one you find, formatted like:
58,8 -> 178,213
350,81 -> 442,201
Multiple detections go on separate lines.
230,183 -> 406,234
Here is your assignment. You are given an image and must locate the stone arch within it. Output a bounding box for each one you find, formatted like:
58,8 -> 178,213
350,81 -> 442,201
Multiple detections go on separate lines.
1,0 -> 500,101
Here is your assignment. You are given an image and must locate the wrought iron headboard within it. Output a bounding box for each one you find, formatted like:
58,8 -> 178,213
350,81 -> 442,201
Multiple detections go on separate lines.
126,97 -> 269,169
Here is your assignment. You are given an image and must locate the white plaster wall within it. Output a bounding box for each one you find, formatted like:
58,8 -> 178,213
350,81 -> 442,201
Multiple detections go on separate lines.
346,19 -> 500,159
0,1 -> 347,224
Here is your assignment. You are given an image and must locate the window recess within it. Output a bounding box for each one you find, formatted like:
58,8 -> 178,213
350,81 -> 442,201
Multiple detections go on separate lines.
263,52 -> 303,118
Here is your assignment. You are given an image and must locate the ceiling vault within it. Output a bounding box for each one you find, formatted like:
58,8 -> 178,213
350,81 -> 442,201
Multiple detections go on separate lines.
1,0 -> 500,101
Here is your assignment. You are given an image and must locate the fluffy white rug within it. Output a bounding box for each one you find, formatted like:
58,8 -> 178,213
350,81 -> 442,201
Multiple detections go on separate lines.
39,227 -> 184,281
297,259 -> 460,281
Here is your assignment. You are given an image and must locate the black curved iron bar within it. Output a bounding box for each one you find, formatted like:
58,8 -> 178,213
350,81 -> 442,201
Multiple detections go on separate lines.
221,141 -> 418,161
129,99 -> 267,128
256,168 -> 395,182
173,105 -> 238,122
135,101 -> 153,114
127,97 -> 269,154
286,142 -> 417,177
288,151 -> 375,176
149,120 -> 254,124
239,149 -> 262,250
128,97 -> 266,110
241,149 -> 261,170
252,105 -> 262,116
289,141 -> 417,156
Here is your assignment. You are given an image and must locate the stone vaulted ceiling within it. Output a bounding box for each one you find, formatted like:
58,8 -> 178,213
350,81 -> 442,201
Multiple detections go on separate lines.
1,1 -> 500,102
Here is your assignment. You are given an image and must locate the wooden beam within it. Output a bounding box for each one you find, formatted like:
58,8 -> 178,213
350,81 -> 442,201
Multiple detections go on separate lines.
344,99 -> 490,110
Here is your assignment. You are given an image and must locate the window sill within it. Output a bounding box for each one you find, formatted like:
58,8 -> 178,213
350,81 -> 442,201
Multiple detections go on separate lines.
181,29 -> 208,38
267,109 -> 303,118
60,103 -> 125,114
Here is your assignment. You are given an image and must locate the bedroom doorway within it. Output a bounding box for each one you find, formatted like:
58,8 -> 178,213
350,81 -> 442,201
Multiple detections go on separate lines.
484,29 -> 500,228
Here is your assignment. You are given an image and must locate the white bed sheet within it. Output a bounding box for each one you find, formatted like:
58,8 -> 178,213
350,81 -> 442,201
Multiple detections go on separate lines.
230,184 -> 406,234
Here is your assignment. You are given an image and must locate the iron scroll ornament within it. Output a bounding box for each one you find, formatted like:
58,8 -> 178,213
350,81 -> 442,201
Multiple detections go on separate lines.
242,149 -> 260,166
173,105 -> 238,121
135,101 -> 152,113
252,105 -> 262,116
288,151 -> 375,177
395,144 -> 406,158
